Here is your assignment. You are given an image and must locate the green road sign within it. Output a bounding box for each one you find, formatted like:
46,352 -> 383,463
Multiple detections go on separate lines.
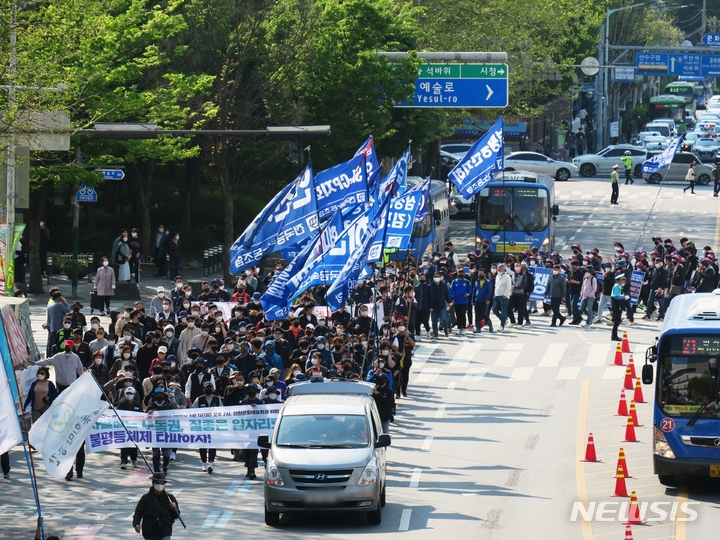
417,63 -> 508,79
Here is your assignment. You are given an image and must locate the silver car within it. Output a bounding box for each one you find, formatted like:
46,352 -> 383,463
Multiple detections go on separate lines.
258,380 -> 390,526
503,151 -> 578,181
572,144 -> 647,177
643,151 -> 713,184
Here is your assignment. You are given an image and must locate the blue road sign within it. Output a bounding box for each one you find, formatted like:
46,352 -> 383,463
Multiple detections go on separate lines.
701,55 -> 720,76
76,185 -> 97,203
668,53 -> 701,76
702,34 -> 720,47
98,168 -> 125,180
636,52 -> 720,77
635,53 -> 669,75
397,78 -> 508,108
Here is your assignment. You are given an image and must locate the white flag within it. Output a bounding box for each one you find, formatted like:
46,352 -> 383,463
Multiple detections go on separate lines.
0,362 -> 21,455
29,372 -> 108,479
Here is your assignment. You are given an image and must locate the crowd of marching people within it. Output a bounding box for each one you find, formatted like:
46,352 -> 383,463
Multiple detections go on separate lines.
19,234 -> 716,485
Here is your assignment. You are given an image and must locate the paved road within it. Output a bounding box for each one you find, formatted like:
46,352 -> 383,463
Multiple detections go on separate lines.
3,176 -> 720,540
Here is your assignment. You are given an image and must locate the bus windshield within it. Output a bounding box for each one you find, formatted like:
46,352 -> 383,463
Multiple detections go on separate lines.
658,335 -> 720,419
477,186 -> 548,231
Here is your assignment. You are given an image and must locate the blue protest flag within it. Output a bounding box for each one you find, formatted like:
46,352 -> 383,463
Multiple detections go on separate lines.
385,176 -> 429,250
378,146 -> 410,200
641,135 -> 684,175
315,153 -> 369,220
230,164 -> 318,274
414,175 -> 431,222
260,211 -> 344,320
448,117 -> 504,198
326,195 -> 391,311
355,136 -> 381,190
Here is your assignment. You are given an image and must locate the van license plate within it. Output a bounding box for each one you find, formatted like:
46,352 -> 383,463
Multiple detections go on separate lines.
306,492 -> 335,506
710,465 -> 720,477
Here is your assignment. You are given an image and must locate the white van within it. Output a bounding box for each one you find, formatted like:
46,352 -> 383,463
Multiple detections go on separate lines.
258,379 -> 390,526
646,122 -> 673,140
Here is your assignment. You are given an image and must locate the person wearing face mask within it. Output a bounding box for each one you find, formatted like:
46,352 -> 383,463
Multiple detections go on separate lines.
490,265 -> 511,332
132,472 -> 181,538
197,280 -> 219,302
109,345 -> 137,377
149,286 -> 168,318
190,323 -> 214,353
165,231 -> 182,280
184,358 -> 215,407
595,263 -> 615,323
507,264 -> 528,328
449,270 -> 472,335
177,315 -> 200,361
115,230 -> 132,282
644,258 -> 667,320
68,301 -> 87,332
89,350 -> 111,386
143,365 -> 168,399
544,264 -> 567,327
305,352 -> 329,378
23,367 -> 57,425
32,340 -> 84,393
350,305 -> 373,338
71,329 -> 91,368
330,305 -> 351,329
580,267 -> 598,327
52,316 -> 75,355
428,273 -> 451,339
88,327 -> 108,355
210,353 -> 233,394
413,273 -> 432,338
306,336 -> 332,370
83,316 -> 101,344
127,227 -> 143,284
372,374 -> 395,434
153,225 -> 170,277
116,386 -> 142,469
478,240 -> 494,274
241,384 -> 264,479
366,349 -> 395,388
160,325 -> 179,357
191,381 -> 222,473
472,268 -> 494,333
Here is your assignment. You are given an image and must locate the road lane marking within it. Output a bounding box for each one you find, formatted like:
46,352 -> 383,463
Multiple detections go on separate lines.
414,367 -> 443,384
236,481 -> 253,497
399,508 -> 412,531
215,511 -> 233,528
509,367 -> 534,380
434,405 -> 446,419
575,379 -> 593,540
556,367 -> 580,380
504,343 -> 525,350
585,343 -> 611,367
64,524 -> 104,540
539,343 -> 568,367
494,352 -> 520,367
421,436 -> 433,450
224,479 -> 243,496
202,510 -> 221,528
409,468 -> 422,488
447,381 -> 456,390
449,343 -> 481,368
462,367 -> 488,382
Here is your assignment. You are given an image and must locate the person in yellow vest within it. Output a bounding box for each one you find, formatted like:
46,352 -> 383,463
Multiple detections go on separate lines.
610,165 -> 619,205
622,151 -> 634,185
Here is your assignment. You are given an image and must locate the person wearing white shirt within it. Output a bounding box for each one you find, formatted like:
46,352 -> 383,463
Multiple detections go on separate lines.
492,265 -> 512,331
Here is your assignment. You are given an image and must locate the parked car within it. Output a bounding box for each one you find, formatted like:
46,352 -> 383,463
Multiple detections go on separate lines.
643,151 -> 713,184
503,151 -> 578,181
691,137 -> 720,162
440,143 -> 474,159
449,186 -> 474,217
642,136 -> 669,151
572,144 -> 647,177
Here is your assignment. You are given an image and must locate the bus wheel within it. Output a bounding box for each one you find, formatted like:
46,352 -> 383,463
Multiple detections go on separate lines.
556,168 -> 570,181
698,173 -> 711,185
658,475 -> 676,487
579,163 -> 596,177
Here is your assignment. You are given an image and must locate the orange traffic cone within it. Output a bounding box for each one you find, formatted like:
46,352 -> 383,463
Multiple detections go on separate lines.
612,343 -> 624,366
616,389 -> 629,416
582,433 -> 600,462
622,331 -> 631,353
613,464 -> 629,497
624,524 -> 634,540
614,448 -> 632,478
629,400 -> 643,427
634,378 -> 646,403
628,355 -> 636,379
624,415 -> 638,442
624,365 -> 634,390
624,491 -> 646,525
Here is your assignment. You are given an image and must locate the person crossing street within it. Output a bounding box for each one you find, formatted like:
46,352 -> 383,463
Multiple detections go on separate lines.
622,151 -> 634,185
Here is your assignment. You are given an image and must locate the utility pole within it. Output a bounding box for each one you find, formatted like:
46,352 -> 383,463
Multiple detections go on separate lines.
701,0 -> 707,37
5,2 -> 17,293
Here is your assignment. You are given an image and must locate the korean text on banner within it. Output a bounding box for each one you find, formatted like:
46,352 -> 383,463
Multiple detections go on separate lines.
315,154 -> 367,220
448,117 -> 504,198
641,135 -> 684,175
0,355 -> 22,455
385,177 -> 429,250
29,372 -> 109,478
628,270 -> 645,306
86,404 -> 280,451
528,267 -> 552,301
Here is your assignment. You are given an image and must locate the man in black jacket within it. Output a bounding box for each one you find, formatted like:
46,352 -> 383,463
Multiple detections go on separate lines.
414,274 -> 432,337
429,272 -> 451,338
372,373 -> 395,433
133,472 -> 180,539
644,259 -> 667,319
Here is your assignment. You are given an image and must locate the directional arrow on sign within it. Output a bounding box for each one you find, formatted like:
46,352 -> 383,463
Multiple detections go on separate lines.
670,57 -> 676,73
486,84 -> 494,101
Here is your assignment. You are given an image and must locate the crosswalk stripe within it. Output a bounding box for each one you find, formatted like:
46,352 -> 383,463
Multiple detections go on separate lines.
538,343 -> 568,367
494,351 -> 520,367
414,367 -> 443,384
201,510 -> 221,528
586,343 -> 611,367
462,367 -> 488,382
556,367 -> 580,380
504,343 -> 525,351
215,511 -> 233,528
449,343 -> 481,369
510,367 -> 534,380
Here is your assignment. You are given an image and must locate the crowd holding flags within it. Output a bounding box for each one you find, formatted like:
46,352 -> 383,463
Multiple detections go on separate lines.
231,123 -> 506,317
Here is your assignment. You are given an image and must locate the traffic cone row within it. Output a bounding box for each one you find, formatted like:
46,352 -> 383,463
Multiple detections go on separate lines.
582,433 -> 600,462
614,448 -> 631,478
628,355 -> 636,379
624,524 -> 634,539
623,365 -> 634,390
625,491 -> 646,525
616,389 -> 628,416
613,464 -> 628,497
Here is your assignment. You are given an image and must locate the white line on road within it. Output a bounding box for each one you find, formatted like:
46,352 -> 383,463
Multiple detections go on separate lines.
421,436 -> 433,450
494,352 -> 520,367
201,510 -> 221,528
215,511 -> 233,528
504,343 -> 525,351
414,367 -> 443,384
586,343 -> 611,367
447,381 -> 456,391
434,405 -> 446,419
462,367 -> 488,382
538,343 -> 568,367
409,468 -> 422,488
399,509 -> 412,531
510,367 -> 534,381
449,343 -> 481,369
556,367 -> 580,380
224,479 -> 243,496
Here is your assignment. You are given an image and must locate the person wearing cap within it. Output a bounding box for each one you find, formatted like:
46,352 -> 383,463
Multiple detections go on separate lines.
69,301 -> 87,332
566,260 -> 583,325
147,345 -> 170,375
580,267 -> 598,327
662,253 -> 686,319
71,328 -> 91,368
117,385 -> 142,469
644,257 -> 667,320
544,264 -> 567,326
147,386 -> 178,474
610,164 -> 619,204
155,298 -> 178,328
191,381 -> 223,473
306,336 -> 331,369
241,384 -> 264,478
610,274 -> 629,341
132,472 -> 180,538
149,286 -> 168,318
210,352 -> 233,395
32,339 -> 84,393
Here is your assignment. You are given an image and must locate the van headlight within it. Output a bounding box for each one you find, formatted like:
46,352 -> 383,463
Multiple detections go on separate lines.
541,238 -> 551,248
357,457 -> 378,486
653,426 -> 676,459
266,457 -> 285,486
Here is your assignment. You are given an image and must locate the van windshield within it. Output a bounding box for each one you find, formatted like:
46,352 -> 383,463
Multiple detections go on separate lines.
647,125 -> 670,137
276,414 -> 370,448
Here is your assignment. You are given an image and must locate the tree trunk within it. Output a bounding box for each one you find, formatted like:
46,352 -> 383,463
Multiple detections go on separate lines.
27,185 -> 47,294
220,165 -> 235,283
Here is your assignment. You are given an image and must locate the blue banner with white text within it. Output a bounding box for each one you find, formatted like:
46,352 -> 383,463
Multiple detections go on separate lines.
448,117 -> 504,198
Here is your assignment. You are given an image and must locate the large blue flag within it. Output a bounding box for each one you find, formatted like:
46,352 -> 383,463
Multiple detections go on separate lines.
385,176 -> 429,250
414,175 -> 431,223
377,146 -> 410,200
315,153 -> 368,220
448,117 -> 504,198
326,195 -> 391,311
260,211 -> 344,320
230,164 -> 318,274
641,134 -> 684,175
355,136 -> 381,190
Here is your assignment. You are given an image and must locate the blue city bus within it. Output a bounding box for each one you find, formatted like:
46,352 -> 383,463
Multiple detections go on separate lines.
678,76 -> 715,110
475,171 -> 559,260
642,292 -> 720,485
402,177 -> 450,261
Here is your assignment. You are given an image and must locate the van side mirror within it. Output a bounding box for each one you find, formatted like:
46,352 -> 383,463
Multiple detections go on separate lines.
376,434 -> 391,448
257,435 -> 271,449
642,364 -> 653,385
552,204 -> 560,216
